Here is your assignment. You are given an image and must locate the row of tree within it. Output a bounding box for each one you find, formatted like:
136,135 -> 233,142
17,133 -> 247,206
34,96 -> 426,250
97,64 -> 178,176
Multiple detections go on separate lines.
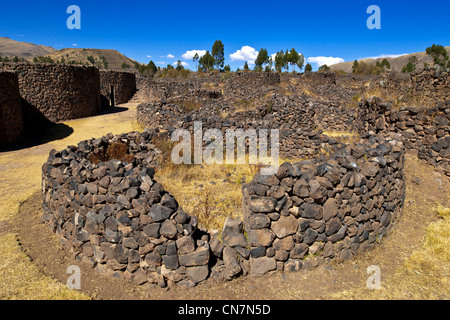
0,56 -> 26,63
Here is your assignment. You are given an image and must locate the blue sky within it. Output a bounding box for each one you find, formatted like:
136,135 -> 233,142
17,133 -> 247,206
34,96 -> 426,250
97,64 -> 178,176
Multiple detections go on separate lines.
0,0 -> 449,70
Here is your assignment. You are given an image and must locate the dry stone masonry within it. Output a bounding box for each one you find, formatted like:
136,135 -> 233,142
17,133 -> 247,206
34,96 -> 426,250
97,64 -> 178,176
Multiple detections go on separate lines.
41,128 -> 406,287
100,71 -> 137,107
359,96 -> 450,175
0,62 -> 101,122
0,71 -> 23,147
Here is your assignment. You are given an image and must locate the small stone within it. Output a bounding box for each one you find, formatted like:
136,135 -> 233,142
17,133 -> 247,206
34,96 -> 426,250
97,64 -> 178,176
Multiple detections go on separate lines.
160,219 -> 178,239
179,247 -> 210,267
250,257 -> 276,275
186,266 -> 209,284
271,215 -> 298,238
290,243 -> 309,259
143,223 -> 160,238
249,196 -> 277,213
149,204 -> 173,222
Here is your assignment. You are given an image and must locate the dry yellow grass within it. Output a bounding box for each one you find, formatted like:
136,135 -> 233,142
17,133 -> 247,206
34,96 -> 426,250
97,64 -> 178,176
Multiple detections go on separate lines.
322,130 -> 360,146
333,204 -> 450,300
363,86 -> 434,109
0,233 -> 90,300
155,162 -> 259,231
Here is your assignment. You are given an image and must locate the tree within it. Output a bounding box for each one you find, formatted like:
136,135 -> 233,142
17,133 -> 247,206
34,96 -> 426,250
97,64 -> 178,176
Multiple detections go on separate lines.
318,64 -> 330,72
211,40 -> 225,70
13,56 -> 19,63
255,48 -> 269,70
286,48 -> 304,72
402,56 -> 417,73
426,44 -> 449,68
87,55 -> 95,64
376,58 -> 390,73
352,60 -> 359,74
243,61 -> 249,70
167,64 -> 174,70
224,65 -> 231,72
283,49 -> 290,72
176,60 -> 184,71
193,53 -> 200,71
305,63 -> 313,72
274,51 -> 285,72
121,63 -> 131,69
148,60 -> 157,74
198,51 -> 215,72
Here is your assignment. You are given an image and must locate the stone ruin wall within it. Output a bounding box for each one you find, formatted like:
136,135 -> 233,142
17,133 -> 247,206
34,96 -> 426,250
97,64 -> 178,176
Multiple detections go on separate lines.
0,64 -> 139,147
41,129 -> 406,288
37,69 -> 450,288
0,71 -> 23,147
100,71 -> 137,107
369,70 -> 450,106
359,97 -> 450,176
0,63 -> 101,123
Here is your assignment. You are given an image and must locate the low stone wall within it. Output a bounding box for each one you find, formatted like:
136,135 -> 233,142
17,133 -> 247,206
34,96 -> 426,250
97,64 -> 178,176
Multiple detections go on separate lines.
224,72 -> 280,92
41,128 -> 405,287
242,134 -> 405,272
100,71 -> 136,107
359,97 -> 450,175
301,72 -> 337,86
0,63 -> 101,122
369,70 -> 450,107
0,71 -> 23,147
136,98 -> 352,161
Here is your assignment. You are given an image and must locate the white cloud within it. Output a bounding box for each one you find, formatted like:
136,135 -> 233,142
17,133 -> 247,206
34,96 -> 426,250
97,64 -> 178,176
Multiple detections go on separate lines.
146,55 -> 152,58
307,56 -> 345,67
173,61 -> 189,67
230,46 -> 259,65
359,53 -> 409,60
156,61 -> 166,65
182,50 -> 207,60
167,54 -> 175,59
72,43 -> 78,47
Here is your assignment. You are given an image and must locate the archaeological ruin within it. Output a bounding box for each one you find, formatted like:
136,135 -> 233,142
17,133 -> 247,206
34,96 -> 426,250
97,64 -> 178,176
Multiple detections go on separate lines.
0,61 -> 448,288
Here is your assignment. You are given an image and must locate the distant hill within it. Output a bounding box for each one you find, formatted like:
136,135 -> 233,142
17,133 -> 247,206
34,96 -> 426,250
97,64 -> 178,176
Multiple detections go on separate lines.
43,48 -> 139,71
0,36 -> 56,59
330,46 -> 450,73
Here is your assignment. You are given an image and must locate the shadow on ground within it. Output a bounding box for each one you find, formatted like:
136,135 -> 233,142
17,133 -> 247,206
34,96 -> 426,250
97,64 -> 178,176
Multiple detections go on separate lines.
0,123 -> 74,153
96,106 -> 129,116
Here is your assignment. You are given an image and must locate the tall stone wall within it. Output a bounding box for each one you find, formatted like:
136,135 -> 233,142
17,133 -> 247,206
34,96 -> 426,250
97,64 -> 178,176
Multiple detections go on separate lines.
100,71 -> 137,107
0,71 -> 23,147
0,63 -> 101,122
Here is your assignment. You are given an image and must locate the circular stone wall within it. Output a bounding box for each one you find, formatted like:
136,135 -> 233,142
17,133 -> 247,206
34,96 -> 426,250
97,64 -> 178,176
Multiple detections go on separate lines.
41,130 -> 406,288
